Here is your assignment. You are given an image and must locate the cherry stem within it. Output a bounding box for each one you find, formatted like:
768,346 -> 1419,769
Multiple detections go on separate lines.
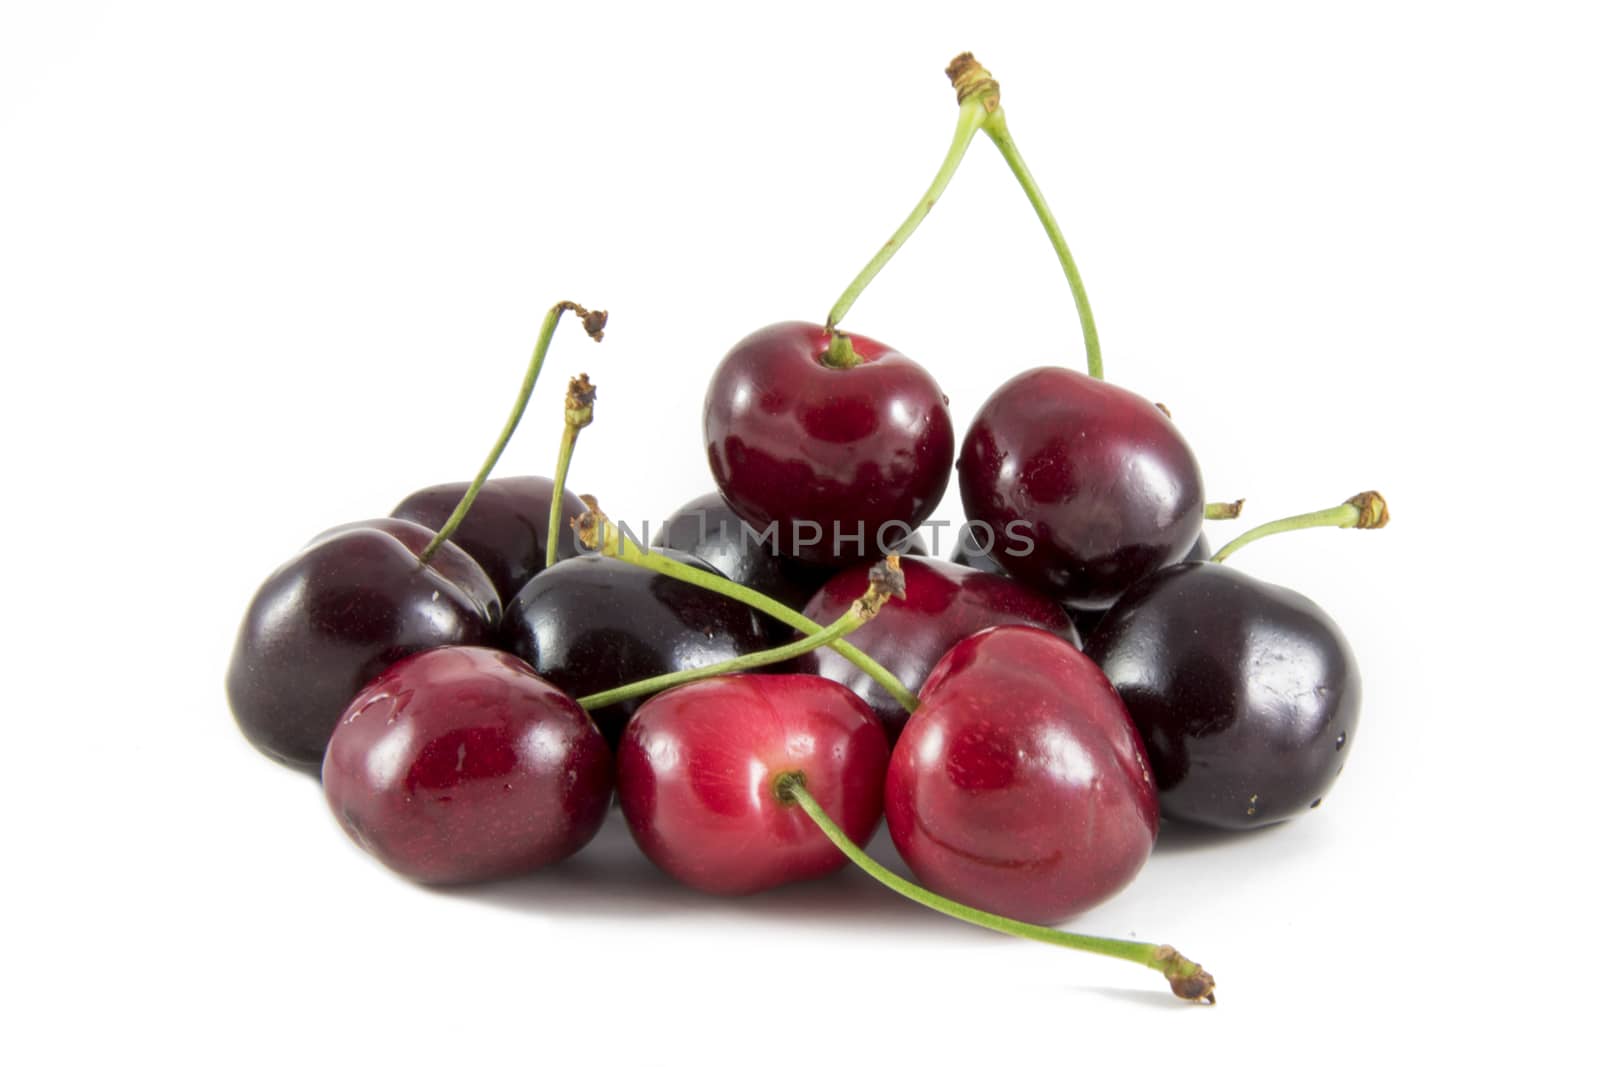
777,775 -> 1216,1003
578,558 -> 906,712
573,501 -> 921,714
1210,491 -> 1390,564
417,301 -> 606,565
545,374 -> 596,568
823,54 -> 1104,379
1204,499 -> 1246,521
824,95 -> 988,336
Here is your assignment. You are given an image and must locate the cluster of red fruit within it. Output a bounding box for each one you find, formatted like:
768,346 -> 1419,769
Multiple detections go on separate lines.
227,55 -> 1389,1003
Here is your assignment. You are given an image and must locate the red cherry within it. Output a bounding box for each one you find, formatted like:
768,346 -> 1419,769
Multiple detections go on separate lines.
322,646 -> 613,884
704,322 -> 954,566
886,625 -> 1158,924
958,367 -> 1204,609
792,556 -> 1079,740
616,674 -> 889,895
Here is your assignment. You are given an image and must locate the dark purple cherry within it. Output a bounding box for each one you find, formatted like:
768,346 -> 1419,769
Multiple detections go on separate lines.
323,646 -> 612,884
1068,532 -> 1211,638
391,476 -> 585,605
704,321 -> 954,566
654,492 -> 837,642
792,557 -> 1078,740
1086,561 -> 1360,829
617,674 -> 888,895
226,518 -> 500,771
959,367 -> 1204,609
501,550 -> 768,748
886,625 -> 1159,925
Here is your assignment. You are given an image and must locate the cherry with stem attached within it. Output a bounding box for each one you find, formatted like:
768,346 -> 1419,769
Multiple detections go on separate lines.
779,776 -> 1214,1003
1088,492 -> 1389,829
573,502 -> 920,715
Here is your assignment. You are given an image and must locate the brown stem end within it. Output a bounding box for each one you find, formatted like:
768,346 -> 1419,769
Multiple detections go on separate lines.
945,52 -> 1001,112
1345,491 -> 1390,530
1153,945 -> 1217,1004
565,373 -> 597,429
572,495 -> 608,550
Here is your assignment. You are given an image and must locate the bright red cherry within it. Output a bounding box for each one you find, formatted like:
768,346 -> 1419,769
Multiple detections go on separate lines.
958,367 -> 1204,609
886,625 -> 1158,925
323,646 -> 612,884
226,518 -> 500,771
704,322 -> 954,566
616,674 -> 889,895
391,476 -> 586,605
792,557 -> 1079,741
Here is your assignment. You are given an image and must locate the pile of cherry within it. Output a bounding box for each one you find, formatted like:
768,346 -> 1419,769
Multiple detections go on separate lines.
226,55 -> 1388,1004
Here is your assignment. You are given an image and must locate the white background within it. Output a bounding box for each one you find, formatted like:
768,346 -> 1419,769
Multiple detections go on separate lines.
4,1 -> 1596,1062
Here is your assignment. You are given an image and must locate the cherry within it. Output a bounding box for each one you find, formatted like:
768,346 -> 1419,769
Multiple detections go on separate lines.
391,476 -> 585,605
501,550 -> 768,748
703,321 -> 954,566
226,518 -> 500,771
616,674 -> 889,895
959,368 -> 1205,610
654,492 -> 837,640
322,646 -> 612,883
886,625 -> 1158,925
1083,493 -> 1386,829
792,556 -> 1079,741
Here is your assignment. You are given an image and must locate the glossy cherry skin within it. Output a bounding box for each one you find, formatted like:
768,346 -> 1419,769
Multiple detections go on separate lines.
886,625 -> 1159,925
959,367 -> 1205,609
617,674 -> 889,895
501,551 -> 768,748
226,518 -> 500,771
704,321 -> 954,566
792,557 -> 1079,741
1086,562 -> 1360,829
323,646 -> 613,884
1067,533 -> 1211,638
391,476 -> 586,606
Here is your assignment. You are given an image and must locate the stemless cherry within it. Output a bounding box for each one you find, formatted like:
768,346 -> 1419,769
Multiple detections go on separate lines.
792,557 -> 1078,740
226,518 -> 500,771
616,674 -> 889,895
323,646 -> 613,883
1087,561 -> 1360,829
959,367 -> 1204,609
392,476 -> 585,604
886,625 -> 1158,925
501,550 -> 768,748
704,321 -> 954,566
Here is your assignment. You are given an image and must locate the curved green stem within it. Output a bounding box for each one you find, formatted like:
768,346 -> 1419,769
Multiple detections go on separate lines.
779,776 -> 1215,1003
546,374 -> 596,568
418,300 -> 604,564
1210,491 -> 1389,564
574,510 -> 920,714
579,560 -> 902,712
824,95 -> 989,334
982,110 -> 1102,380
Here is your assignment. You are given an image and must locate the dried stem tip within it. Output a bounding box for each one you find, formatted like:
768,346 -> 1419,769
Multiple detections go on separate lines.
1345,491 -> 1389,529
1152,945 -> 1217,1004
852,555 -> 906,622
565,373 -> 597,429
945,52 -> 1000,110
572,495 -> 609,551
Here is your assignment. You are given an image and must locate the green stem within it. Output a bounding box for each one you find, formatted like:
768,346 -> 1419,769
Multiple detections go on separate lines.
418,300 -> 604,564
1210,491 -> 1389,564
546,374 -> 596,568
779,776 -> 1215,1003
1204,499 -> 1246,521
579,560 -> 901,712
574,510 -> 920,714
981,110 -> 1102,380
824,95 -> 989,333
